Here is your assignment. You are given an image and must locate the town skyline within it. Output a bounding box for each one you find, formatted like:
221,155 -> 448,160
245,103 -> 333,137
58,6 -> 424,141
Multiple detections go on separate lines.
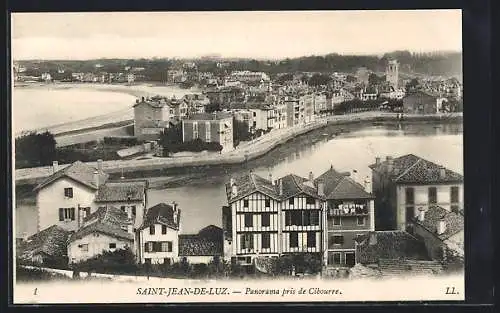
11,10 -> 462,60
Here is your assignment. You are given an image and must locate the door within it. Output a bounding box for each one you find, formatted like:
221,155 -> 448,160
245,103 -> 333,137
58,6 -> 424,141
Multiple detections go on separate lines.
345,252 -> 355,267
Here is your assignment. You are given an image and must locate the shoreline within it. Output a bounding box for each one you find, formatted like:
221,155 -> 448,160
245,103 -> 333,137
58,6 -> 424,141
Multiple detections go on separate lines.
15,112 -> 463,187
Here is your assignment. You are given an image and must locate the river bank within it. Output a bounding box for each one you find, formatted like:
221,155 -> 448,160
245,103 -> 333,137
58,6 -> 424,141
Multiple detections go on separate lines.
14,112 -> 462,187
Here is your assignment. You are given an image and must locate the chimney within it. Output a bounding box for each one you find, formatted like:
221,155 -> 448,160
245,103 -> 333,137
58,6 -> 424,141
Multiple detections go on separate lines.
127,224 -> 133,234
317,182 -> 325,197
369,232 -> 377,245
229,177 -> 235,186
141,96 -> 145,102
77,206 -> 84,229
308,171 -> 314,181
439,166 -> 446,179
231,184 -> 238,198
375,157 -> 381,166
437,218 -> 447,235
269,173 -> 274,185
97,159 -> 103,173
418,207 -> 426,222
213,111 -> 217,120
52,161 -> 59,173
363,176 -> 371,193
386,156 -> 394,172
278,179 -> 283,196
93,170 -> 100,188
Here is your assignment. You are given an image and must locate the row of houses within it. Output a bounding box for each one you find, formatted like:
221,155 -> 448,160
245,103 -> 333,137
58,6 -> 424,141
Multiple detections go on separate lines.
18,154 -> 463,277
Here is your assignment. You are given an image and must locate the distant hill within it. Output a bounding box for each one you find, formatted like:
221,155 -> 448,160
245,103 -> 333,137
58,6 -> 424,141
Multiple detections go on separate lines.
15,50 -> 462,79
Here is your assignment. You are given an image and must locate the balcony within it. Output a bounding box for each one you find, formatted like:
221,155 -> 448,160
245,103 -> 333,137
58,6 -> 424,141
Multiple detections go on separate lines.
327,205 -> 369,216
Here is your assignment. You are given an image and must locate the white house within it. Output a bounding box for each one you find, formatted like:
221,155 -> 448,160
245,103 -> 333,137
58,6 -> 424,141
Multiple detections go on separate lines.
33,161 -> 109,232
67,206 -> 134,264
137,202 -> 181,265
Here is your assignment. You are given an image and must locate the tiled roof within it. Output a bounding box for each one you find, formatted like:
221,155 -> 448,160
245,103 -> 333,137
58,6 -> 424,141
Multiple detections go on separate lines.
69,222 -> 134,243
34,161 -> 109,192
95,181 -> 147,202
356,231 -> 430,265
369,154 -> 463,184
413,206 -> 464,241
83,206 -> 131,229
280,174 -> 320,199
17,225 -> 71,259
187,112 -> 233,120
229,101 -> 274,110
140,203 -> 180,230
315,167 -> 373,200
226,172 -> 280,203
133,100 -> 165,108
178,225 -> 223,257
378,258 -> 444,277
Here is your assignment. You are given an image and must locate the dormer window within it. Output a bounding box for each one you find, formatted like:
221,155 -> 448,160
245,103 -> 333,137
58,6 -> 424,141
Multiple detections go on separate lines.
64,188 -> 73,198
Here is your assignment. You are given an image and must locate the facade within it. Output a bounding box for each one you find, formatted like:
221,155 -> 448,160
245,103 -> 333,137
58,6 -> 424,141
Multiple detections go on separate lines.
183,94 -> 210,114
67,206 -> 134,264
315,167 -> 375,271
137,202 -> 181,264
385,59 -> 399,90
133,97 -> 172,141
369,154 -> 464,231
229,71 -> 270,84
229,102 -> 276,132
33,161 -> 108,232
182,112 -> 234,152
223,167 -> 375,269
403,90 -> 447,114
411,205 -> 464,260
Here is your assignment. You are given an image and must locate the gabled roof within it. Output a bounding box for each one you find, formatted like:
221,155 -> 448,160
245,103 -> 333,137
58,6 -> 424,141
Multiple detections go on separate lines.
71,206 -> 133,243
139,202 -> 180,231
186,112 -> 233,121
369,154 -> 463,184
280,174 -> 320,199
356,231 -> 430,265
226,172 -> 281,203
413,205 -> 464,241
95,181 -> 147,202
315,166 -> 373,200
17,225 -> 71,259
33,161 -> 109,192
178,225 -> 223,257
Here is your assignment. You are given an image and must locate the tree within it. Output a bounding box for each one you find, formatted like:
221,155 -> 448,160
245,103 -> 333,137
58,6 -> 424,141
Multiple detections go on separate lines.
233,118 -> 252,147
405,78 -> 420,92
158,123 -> 183,156
15,131 -> 57,168
308,73 -> 332,86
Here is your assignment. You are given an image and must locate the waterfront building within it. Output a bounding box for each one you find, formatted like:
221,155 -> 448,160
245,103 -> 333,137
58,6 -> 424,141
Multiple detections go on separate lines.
178,225 -> 224,264
316,167 -> 375,272
67,206 -> 134,264
369,154 -> 464,231
137,202 -> 181,265
133,96 -> 173,141
386,59 -> 399,90
402,90 -> 447,114
223,167 -> 374,270
411,205 -> 464,261
33,160 -> 148,233
229,101 -> 276,133
275,98 -> 288,129
183,93 -> 210,114
182,112 -> 234,152
169,97 -> 189,122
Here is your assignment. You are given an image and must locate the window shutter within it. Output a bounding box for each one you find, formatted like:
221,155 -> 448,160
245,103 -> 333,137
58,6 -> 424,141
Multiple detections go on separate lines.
144,242 -> 149,252
70,207 -> 75,220
59,208 -> 64,221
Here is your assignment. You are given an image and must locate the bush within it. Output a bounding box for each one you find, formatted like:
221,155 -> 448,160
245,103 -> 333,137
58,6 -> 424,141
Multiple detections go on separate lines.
15,131 -> 57,168
73,248 -> 139,274
103,137 -> 139,146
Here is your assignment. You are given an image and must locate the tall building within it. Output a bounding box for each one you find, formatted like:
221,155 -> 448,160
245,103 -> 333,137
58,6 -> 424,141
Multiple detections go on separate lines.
386,59 -> 399,90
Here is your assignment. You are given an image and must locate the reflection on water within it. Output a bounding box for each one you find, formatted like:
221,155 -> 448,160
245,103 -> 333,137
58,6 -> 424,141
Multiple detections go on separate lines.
15,122 -> 463,236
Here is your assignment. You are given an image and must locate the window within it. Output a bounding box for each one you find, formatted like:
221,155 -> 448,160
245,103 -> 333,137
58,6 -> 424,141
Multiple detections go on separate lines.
83,207 -> 91,218
164,258 -> 171,265
161,241 -> 173,252
333,235 -> 344,245
333,252 -> 341,265
406,206 -> 415,223
261,213 -> 271,227
121,206 -> 126,212
205,121 -> 211,142
161,225 -> 167,234
59,208 -> 75,221
241,234 -> 253,250
333,216 -> 342,226
81,244 -> 88,252
345,252 -> 355,267
193,122 -> 198,139
310,211 -> 320,226
244,213 -> 253,227
149,225 -> 155,235
287,232 -> 299,248
261,233 -> 271,249
131,206 -> 136,216
428,187 -> 437,204
451,186 -> 459,203
306,197 -> 315,205
357,216 -> 365,226
243,199 -> 249,208
307,232 -> 316,248
64,187 -> 73,198
265,199 -> 271,208
303,211 -> 311,225
289,198 -> 294,206
291,211 -> 302,226
253,112 -> 256,117
109,243 -> 116,249
145,258 -> 151,265
405,187 -> 415,204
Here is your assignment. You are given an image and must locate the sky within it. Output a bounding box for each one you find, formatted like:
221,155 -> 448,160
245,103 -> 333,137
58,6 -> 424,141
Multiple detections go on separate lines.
11,10 -> 462,60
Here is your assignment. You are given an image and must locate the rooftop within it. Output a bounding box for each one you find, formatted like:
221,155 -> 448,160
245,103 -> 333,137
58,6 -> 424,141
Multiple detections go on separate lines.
369,154 -> 463,184
413,205 -> 464,241
33,161 -> 109,192
315,166 -> 373,200
140,202 -> 180,231
94,181 -> 147,203
186,112 -> 233,121
178,225 -> 223,257
17,225 -> 71,260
